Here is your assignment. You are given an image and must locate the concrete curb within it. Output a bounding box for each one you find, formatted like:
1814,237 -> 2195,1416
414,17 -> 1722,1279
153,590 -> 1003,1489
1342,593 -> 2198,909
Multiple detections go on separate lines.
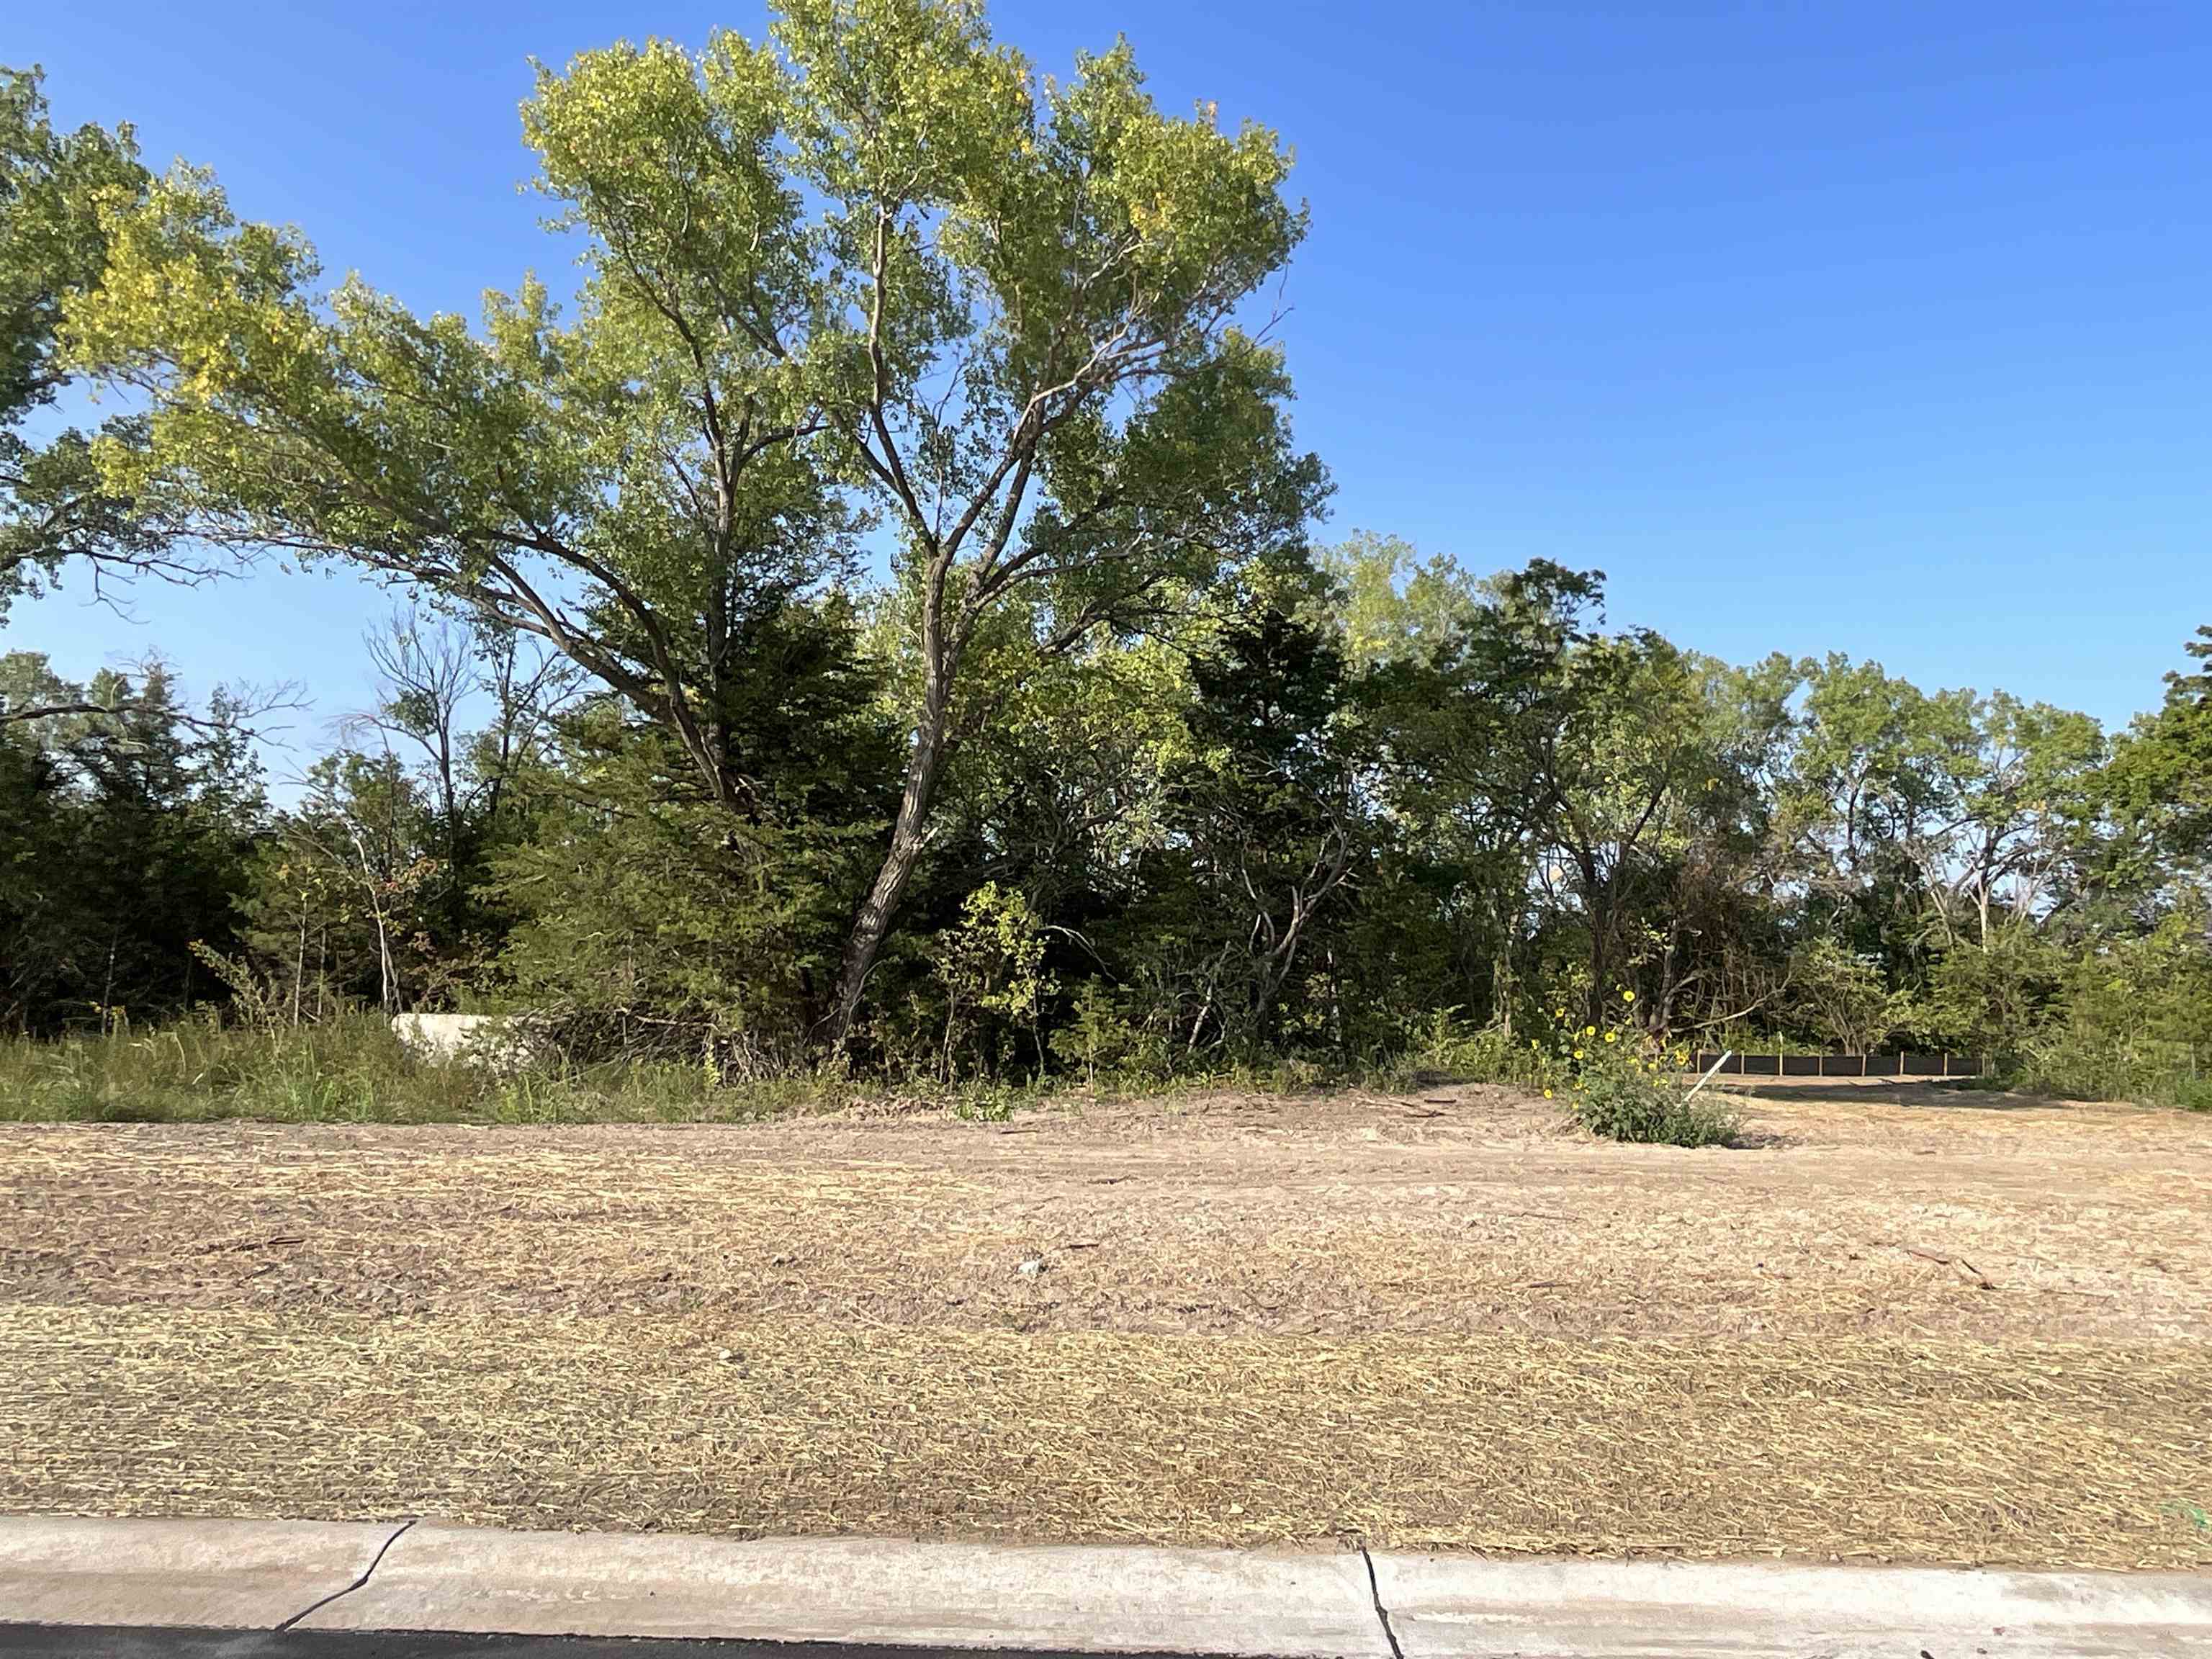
1,1516 -> 2208,1655
1372,1550 -> 2212,1657
0,1516 -> 402,1630
298,1522 -> 1387,1653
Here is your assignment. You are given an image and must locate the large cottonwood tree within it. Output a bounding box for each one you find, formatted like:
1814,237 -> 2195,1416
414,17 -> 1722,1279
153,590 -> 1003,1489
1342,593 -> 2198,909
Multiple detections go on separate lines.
63,0 -> 1322,1050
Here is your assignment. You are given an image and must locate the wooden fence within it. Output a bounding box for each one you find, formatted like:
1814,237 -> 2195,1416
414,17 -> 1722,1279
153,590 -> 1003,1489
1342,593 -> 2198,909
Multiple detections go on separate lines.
1688,1051 -> 1987,1079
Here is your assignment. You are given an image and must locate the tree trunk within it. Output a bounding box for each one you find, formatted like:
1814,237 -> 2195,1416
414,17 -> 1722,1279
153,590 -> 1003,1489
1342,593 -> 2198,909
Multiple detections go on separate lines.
292,899 -> 307,1028
1656,928 -> 1681,1039
827,660 -> 953,1057
1577,850 -> 1609,1023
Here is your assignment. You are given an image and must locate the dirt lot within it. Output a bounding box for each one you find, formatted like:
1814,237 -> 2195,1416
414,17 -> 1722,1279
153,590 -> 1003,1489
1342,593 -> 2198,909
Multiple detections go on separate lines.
2,1082 -> 2208,1566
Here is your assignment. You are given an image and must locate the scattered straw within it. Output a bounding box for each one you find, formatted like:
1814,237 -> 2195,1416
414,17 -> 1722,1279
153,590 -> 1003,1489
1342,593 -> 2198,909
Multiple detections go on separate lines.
1,1305 -> 2205,1568
3,1088 -> 2208,1568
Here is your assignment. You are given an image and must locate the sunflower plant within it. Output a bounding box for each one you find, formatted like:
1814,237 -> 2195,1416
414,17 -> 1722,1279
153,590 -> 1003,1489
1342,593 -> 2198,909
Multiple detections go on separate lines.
1534,992 -> 1737,1148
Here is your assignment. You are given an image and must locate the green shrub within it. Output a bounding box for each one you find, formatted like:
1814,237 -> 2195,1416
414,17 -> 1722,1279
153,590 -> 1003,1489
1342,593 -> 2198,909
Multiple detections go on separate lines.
1407,1010 -> 1523,1084
1529,993 -> 1738,1148
2015,1029 -> 2212,1111
1568,1043 -> 1738,1146
1048,978 -> 1159,1086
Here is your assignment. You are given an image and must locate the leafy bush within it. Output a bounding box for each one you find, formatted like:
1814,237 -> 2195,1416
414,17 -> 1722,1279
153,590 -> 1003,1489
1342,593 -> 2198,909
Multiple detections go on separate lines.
1568,1043 -> 1738,1146
1532,993 -> 1739,1148
2015,1030 -> 2212,1112
1048,978 -> 1159,1086
1401,1009 -> 1530,1085
932,883 -> 1056,1083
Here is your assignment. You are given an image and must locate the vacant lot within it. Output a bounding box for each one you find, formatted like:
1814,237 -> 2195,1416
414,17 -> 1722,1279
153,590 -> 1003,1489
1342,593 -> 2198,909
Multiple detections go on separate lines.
2,1083 -> 2207,1567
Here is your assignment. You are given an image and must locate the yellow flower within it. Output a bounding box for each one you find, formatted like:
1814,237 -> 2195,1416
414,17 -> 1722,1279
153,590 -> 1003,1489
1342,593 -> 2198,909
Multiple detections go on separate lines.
1553,1008 -> 1566,1020
1542,1089 -> 1553,1099
1604,1031 -> 1619,1044
1583,1025 -> 1596,1038
1622,988 -> 1636,1002
1573,1048 -> 1584,1058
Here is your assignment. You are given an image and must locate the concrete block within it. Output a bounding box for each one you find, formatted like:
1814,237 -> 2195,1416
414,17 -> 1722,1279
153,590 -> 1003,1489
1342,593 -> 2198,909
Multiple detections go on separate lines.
390,1012 -> 545,1069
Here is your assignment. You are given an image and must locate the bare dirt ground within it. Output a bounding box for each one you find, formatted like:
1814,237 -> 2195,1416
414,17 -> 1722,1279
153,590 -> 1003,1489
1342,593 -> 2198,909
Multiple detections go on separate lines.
2,1082 -> 2208,1567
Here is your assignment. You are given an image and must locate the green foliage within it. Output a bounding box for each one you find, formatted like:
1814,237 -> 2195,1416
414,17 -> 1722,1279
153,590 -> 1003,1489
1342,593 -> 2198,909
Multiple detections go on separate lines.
0,64 -> 196,623
1568,1048 -> 1737,1147
1922,923 -> 2067,1064
1784,937 -> 1914,1054
2016,1035 -> 2212,1113
1125,603 -> 1369,1057
1376,1007 -> 1543,1090
2103,626 -> 2212,876
487,720 -> 863,1061
2002,906 -> 2212,1109
53,2 -> 1326,1046
0,1009 -> 832,1125
931,881 -> 1056,1082
1321,531 -> 1482,670
1048,978 -> 1151,1084
6,22 -> 2212,1115
1534,996 -> 1737,1147
0,654 -> 262,1033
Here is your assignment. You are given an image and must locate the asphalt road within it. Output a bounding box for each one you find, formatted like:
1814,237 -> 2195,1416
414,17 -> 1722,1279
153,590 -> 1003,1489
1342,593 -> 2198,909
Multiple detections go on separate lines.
3,1635 -> 1223,1659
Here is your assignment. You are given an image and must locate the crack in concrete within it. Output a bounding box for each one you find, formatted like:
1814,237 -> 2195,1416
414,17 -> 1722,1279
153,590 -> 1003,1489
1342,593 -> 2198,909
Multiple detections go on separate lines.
272,1516 -> 415,1631
1359,1547 -> 1405,1659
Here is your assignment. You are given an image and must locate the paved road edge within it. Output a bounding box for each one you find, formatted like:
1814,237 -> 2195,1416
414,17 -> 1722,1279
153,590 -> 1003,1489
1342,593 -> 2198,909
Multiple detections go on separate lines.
4,1516 -> 2211,1656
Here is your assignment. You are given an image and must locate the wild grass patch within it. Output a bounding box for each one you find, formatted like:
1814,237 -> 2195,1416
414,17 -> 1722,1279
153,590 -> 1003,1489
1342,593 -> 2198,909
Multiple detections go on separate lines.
0,1012 -> 835,1125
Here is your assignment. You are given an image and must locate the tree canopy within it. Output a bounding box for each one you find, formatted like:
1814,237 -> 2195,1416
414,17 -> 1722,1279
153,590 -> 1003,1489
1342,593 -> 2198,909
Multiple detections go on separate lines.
61,0 -> 1323,1043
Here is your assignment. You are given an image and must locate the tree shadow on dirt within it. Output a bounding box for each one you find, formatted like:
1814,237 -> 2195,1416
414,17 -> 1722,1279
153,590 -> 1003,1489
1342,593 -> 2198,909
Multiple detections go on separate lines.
1717,1079 -> 2052,1111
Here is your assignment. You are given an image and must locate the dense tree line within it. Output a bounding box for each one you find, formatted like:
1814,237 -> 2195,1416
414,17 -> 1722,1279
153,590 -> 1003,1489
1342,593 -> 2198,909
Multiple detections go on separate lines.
4,11 -> 2209,1105
7,551 -> 2209,1102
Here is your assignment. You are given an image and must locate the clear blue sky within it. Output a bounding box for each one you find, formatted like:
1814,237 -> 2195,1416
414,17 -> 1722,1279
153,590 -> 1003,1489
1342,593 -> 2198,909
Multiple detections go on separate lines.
12,0 -> 2210,742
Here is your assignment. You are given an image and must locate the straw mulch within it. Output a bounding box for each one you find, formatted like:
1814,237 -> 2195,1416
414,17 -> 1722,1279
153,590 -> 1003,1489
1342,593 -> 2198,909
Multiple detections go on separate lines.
3,1086 -> 2208,1567
3,1305 -> 2206,1568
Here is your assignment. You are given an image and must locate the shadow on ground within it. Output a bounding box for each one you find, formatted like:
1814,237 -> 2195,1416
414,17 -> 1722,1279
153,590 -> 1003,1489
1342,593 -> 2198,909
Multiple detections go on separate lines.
1712,1078 -> 2046,1110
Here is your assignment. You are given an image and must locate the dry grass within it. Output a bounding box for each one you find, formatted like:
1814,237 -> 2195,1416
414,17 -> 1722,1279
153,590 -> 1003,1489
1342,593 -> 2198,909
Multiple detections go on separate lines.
2,1083 -> 2208,1567
3,1309 -> 2205,1568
